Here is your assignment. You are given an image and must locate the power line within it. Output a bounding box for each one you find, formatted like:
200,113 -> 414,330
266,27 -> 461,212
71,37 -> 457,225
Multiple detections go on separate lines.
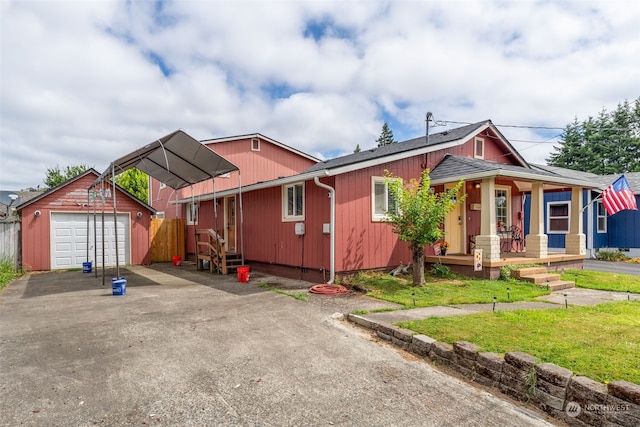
441,120 -> 636,132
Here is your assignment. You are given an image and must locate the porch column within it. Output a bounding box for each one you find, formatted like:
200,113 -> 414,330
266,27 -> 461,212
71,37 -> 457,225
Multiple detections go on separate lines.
526,182 -> 548,258
476,177 -> 501,262
566,187 -> 586,255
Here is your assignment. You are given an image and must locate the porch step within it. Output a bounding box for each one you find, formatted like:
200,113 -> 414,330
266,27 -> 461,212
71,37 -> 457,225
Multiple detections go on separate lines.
511,267 -> 547,280
541,280 -> 576,291
512,267 -> 575,291
520,273 -> 562,285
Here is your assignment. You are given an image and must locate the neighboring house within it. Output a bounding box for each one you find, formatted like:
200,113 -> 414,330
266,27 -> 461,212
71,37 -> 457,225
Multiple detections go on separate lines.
149,133 -> 319,255
174,120 -> 598,280
16,169 -> 155,271
526,165 -> 640,258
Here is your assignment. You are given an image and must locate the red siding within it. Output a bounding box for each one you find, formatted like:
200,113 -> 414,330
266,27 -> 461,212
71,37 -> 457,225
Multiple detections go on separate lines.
21,173 -> 153,271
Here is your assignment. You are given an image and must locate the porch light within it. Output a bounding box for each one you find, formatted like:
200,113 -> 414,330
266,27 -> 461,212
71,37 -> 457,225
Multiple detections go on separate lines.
474,182 -> 481,189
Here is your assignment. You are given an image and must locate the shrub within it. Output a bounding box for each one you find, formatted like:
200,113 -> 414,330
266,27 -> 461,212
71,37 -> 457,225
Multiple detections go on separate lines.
431,263 -> 453,278
596,249 -> 628,262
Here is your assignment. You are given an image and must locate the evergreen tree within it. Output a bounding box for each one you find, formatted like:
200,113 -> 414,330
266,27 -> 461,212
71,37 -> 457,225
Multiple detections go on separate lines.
376,122 -> 397,147
354,144 -> 361,153
547,97 -> 640,173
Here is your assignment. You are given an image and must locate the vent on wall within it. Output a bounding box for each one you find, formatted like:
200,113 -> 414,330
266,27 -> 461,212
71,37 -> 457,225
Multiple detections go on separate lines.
251,138 -> 260,151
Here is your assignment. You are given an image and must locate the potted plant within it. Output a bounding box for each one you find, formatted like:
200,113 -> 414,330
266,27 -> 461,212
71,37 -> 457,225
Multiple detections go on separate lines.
440,240 -> 449,255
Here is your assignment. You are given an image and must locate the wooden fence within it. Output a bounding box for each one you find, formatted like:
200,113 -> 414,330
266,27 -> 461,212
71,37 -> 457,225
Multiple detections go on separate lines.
150,218 -> 185,262
0,221 -> 21,268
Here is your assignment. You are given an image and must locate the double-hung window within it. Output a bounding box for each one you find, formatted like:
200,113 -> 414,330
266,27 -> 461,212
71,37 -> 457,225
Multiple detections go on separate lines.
596,201 -> 607,233
283,182 -> 304,221
372,177 -> 399,221
547,202 -> 570,233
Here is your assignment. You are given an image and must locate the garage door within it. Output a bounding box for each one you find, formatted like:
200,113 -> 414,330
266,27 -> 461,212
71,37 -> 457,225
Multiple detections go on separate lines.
51,213 -> 130,270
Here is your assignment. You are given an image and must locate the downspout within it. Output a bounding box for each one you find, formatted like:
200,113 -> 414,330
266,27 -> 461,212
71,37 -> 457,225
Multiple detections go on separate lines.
314,176 -> 335,284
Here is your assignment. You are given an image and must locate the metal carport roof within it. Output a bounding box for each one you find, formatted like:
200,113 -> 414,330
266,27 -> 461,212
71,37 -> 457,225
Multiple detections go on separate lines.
90,129 -> 239,190
89,129 -> 241,282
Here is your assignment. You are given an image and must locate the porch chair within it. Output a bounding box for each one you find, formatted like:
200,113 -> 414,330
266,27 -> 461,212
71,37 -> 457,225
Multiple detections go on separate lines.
510,225 -> 524,252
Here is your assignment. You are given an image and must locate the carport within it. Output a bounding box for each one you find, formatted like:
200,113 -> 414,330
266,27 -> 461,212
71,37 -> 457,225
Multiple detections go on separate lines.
88,129 -> 240,283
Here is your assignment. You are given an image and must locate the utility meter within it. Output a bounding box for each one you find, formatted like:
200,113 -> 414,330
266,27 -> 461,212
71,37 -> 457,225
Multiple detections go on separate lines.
295,222 -> 305,236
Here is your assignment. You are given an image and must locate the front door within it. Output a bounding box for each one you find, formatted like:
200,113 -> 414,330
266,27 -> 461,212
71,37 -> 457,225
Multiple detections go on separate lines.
444,183 -> 463,254
226,196 -> 236,253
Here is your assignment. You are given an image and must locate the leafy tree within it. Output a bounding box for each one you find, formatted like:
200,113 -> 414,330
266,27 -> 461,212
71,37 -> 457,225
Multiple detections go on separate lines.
384,169 -> 465,286
44,164 -> 89,188
547,97 -> 640,173
376,122 -> 397,147
115,168 -> 149,203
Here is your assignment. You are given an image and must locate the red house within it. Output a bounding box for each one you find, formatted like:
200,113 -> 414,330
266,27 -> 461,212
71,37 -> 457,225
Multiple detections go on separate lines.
170,121 -> 598,280
17,170 -> 154,271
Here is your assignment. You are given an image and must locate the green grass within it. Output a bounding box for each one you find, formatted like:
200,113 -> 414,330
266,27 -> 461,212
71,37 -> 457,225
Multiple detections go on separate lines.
258,283 -> 309,302
398,301 -> 640,385
0,259 -> 23,292
348,271 -> 549,307
562,269 -> 640,293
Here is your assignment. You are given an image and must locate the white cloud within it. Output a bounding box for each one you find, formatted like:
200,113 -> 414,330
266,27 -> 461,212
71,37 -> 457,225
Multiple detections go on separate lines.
1,0 -> 639,190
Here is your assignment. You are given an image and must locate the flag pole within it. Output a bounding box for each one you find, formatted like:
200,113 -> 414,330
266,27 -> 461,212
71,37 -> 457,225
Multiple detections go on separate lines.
581,191 -> 603,213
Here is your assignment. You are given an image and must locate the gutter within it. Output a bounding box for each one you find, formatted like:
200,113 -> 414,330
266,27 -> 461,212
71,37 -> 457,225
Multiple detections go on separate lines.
313,176 -> 335,284
430,170 -> 603,190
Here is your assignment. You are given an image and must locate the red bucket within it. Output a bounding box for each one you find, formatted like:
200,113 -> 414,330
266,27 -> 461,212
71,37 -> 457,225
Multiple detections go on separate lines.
237,266 -> 250,283
172,255 -> 182,266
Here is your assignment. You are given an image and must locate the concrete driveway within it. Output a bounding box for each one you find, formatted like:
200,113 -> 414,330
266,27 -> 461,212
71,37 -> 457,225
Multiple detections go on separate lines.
0,263 -> 557,426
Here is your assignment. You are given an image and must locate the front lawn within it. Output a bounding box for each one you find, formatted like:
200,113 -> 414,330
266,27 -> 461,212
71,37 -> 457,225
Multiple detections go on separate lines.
397,301 -> 640,385
562,269 -> 640,293
347,271 -> 549,307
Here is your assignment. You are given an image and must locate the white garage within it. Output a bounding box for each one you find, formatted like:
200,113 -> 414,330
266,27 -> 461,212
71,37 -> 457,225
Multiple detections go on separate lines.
50,212 -> 130,270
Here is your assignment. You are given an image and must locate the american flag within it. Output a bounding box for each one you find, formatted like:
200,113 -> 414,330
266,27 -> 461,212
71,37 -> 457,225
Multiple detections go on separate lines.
602,175 -> 638,215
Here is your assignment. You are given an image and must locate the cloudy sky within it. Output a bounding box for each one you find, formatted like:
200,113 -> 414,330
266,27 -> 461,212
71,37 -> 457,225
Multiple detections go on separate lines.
1,0 -> 639,191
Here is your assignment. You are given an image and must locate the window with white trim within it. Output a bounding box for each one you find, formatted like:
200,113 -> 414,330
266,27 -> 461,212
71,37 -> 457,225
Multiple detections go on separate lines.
283,182 -> 304,221
495,187 -> 510,230
547,202 -> 570,233
597,201 -> 607,233
474,137 -> 484,159
155,212 -> 165,219
372,177 -> 399,221
187,202 -> 198,225
251,138 -> 260,151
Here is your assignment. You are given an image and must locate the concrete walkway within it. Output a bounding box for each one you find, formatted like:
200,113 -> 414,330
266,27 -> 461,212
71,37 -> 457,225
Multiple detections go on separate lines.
361,287 -> 637,324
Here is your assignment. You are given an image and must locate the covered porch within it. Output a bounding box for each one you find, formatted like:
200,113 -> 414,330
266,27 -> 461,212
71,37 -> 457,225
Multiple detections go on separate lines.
429,155 -> 601,278
425,252 -> 585,279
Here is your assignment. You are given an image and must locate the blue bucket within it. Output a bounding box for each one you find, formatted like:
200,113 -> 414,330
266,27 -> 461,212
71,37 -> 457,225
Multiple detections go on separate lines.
112,278 -> 126,296
82,262 -> 92,273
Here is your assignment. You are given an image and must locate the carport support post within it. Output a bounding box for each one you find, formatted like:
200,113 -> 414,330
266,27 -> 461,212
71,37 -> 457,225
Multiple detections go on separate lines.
112,163 -> 120,279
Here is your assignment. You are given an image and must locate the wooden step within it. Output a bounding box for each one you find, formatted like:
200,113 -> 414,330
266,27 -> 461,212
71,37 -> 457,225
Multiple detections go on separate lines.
520,273 -> 562,285
511,267 -> 547,280
538,280 -> 575,291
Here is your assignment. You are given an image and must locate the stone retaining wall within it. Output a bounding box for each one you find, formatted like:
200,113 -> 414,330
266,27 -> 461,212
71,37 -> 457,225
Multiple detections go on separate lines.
348,314 -> 640,426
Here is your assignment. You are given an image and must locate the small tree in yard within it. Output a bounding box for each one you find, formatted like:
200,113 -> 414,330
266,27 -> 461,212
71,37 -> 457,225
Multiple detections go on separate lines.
385,169 -> 465,286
